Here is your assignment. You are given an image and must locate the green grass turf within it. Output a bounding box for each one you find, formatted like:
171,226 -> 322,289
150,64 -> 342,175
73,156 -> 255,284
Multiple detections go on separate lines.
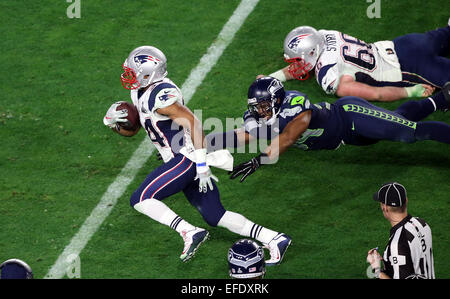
0,0 -> 449,279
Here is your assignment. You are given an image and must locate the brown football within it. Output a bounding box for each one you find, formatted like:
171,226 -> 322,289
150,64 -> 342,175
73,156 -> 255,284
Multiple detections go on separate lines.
116,101 -> 140,131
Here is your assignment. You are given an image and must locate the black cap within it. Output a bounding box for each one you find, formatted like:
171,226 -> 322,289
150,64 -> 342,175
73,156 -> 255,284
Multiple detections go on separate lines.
373,182 -> 407,207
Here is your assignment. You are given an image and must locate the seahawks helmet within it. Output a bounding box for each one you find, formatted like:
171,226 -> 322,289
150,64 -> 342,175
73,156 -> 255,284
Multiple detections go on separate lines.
228,239 -> 265,279
283,26 -> 325,80
0,259 -> 33,279
121,45 -> 168,90
247,76 -> 285,124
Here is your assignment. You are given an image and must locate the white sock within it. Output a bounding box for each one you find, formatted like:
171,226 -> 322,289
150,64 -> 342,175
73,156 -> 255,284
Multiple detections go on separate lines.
217,211 -> 279,244
134,198 -> 195,234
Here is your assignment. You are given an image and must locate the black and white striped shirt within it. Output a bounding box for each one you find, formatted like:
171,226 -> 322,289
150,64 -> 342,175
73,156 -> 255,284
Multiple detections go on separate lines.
382,215 -> 434,279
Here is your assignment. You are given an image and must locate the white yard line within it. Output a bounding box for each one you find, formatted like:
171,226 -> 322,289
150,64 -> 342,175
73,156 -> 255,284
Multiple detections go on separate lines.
44,0 -> 260,279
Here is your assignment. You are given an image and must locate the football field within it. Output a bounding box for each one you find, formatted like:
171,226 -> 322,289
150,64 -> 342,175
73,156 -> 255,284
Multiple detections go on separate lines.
1,0 -> 449,280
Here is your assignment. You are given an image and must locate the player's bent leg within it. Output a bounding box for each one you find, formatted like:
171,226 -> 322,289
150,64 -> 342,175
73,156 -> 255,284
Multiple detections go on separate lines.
394,29 -> 450,88
130,154 -> 209,262
183,179 -> 227,227
338,96 -> 419,143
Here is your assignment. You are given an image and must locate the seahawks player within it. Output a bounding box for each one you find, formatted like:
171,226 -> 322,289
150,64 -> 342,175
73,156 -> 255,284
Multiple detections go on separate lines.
262,21 -> 450,102
103,46 -> 291,265
205,76 -> 450,182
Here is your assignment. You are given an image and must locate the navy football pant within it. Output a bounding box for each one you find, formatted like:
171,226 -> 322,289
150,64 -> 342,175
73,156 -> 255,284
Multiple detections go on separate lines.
394,26 -> 450,88
337,97 -> 450,145
130,154 -> 226,226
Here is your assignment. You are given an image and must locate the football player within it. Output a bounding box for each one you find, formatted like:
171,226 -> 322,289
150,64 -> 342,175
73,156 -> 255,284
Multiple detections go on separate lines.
205,76 -> 450,182
103,46 -> 291,264
261,20 -> 450,102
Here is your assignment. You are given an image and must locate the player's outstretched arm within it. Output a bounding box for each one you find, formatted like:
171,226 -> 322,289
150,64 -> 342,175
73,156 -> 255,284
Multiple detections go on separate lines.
205,128 -> 254,151
257,66 -> 295,82
263,110 -> 311,160
336,75 -> 435,102
230,111 -> 311,182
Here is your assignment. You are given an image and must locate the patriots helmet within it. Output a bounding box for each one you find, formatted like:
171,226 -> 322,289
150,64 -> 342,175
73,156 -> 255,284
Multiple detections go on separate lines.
228,239 -> 265,279
0,259 -> 33,279
121,45 -> 168,90
283,26 -> 325,81
247,76 -> 285,124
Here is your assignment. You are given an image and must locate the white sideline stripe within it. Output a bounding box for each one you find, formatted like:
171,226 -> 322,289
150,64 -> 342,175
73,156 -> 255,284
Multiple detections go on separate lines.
44,0 -> 260,279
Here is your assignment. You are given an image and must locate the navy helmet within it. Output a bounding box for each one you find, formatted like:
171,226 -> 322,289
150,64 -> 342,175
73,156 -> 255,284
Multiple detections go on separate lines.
247,76 -> 285,123
0,259 -> 33,279
228,239 -> 265,279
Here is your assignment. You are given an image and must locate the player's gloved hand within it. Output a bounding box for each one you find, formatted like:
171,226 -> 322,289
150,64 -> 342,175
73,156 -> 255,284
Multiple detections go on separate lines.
366,247 -> 382,278
229,153 -> 268,183
405,84 -> 435,98
194,149 -> 219,193
103,102 -> 128,128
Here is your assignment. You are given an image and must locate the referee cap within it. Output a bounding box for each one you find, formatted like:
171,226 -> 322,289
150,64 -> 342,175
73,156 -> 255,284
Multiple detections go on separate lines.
373,182 -> 407,207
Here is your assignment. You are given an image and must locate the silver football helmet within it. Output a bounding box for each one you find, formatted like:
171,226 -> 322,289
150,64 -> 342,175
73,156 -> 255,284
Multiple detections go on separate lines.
121,45 -> 168,90
283,26 -> 325,80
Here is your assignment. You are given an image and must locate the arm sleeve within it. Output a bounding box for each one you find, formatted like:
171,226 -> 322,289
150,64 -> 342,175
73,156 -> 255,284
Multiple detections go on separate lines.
152,87 -> 182,111
316,63 -> 340,95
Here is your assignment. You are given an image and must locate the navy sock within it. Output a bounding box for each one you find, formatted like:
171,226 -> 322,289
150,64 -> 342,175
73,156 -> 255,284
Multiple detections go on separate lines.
415,121 -> 450,144
395,98 -> 436,121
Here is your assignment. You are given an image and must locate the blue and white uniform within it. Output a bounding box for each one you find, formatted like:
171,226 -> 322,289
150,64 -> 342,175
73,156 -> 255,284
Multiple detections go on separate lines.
315,26 -> 450,94
129,78 -> 226,226
130,78 -> 195,162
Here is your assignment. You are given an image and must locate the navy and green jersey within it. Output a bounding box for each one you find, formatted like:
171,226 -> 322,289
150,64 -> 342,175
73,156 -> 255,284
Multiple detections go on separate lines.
243,90 -> 345,150
242,89 -> 449,151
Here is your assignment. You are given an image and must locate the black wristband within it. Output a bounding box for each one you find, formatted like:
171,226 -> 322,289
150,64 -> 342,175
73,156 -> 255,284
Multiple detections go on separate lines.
255,153 -> 269,166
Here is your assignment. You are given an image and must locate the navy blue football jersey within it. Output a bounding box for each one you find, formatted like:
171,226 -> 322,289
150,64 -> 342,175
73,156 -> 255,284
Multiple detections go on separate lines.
243,90 -> 345,150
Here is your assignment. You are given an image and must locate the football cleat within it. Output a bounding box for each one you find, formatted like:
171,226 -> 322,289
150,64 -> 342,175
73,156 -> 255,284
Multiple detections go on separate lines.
442,81 -> 450,111
264,233 -> 292,266
179,228 -> 209,262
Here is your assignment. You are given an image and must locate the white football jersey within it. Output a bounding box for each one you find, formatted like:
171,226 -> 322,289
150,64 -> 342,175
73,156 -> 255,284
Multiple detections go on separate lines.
130,78 -> 195,162
315,30 -> 403,94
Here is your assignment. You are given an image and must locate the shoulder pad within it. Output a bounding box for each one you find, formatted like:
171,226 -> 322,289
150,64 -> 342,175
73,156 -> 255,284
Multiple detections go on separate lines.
149,83 -> 181,111
283,90 -> 311,108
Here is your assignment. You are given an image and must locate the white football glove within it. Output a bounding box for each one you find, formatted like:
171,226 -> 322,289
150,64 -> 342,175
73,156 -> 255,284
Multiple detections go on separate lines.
194,149 -> 218,193
103,102 -> 129,128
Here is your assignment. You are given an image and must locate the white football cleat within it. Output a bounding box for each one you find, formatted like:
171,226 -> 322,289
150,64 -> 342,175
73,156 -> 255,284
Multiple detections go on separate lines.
179,227 -> 209,262
264,233 -> 292,266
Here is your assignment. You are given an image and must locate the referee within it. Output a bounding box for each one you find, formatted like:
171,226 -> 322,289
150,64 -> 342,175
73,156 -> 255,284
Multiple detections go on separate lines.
366,182 -> 435,279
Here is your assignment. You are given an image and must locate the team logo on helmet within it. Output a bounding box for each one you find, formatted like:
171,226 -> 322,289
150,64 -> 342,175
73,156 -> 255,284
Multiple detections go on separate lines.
134,55 -> 161,67
267,78 -> 283,97
287,34 -> 312,50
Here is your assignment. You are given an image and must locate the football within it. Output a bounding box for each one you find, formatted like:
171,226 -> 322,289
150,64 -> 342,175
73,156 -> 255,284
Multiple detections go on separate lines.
116,101 -> 140,131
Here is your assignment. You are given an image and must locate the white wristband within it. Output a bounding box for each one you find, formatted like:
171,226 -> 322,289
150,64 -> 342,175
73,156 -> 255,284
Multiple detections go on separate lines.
193,148 -> 207,165
269,69 -> 287,82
